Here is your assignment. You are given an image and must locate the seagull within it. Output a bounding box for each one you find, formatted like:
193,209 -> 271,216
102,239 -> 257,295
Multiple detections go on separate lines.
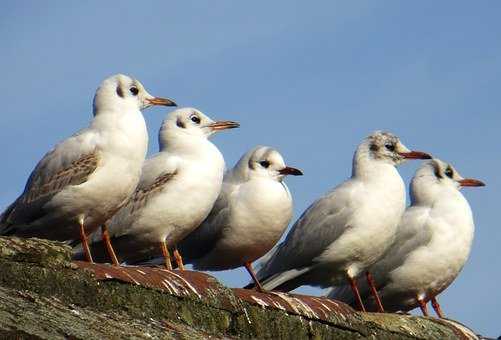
80,107 -> 239,269
326,158 -> 484,318
249,131 -> 431,311
176,145 -> 303,290
0,74 -> 176,263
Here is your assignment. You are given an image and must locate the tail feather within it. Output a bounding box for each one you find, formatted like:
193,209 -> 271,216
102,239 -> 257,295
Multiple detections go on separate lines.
0,202 -> 18,235
325,285 -> 357,306
244,267 -> 311,292
0,222 -> 16,236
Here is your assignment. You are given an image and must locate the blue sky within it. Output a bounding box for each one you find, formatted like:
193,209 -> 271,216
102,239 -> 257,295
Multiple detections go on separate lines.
1,1 -> 499,336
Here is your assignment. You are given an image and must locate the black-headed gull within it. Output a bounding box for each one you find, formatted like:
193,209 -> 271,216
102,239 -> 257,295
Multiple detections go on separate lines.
0,74 -> 176,263
177,145 -> 302,290
250,131 -> 431,311
81,108 -> 239,269
327,158 -> 484,318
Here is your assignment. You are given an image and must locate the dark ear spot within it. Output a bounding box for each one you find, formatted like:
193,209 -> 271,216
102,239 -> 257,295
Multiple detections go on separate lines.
248,158 -> 256,170
176,118 -> 185,128
370,143 -> 379,152
116,86 -> 124,98
433,163 -> 443,179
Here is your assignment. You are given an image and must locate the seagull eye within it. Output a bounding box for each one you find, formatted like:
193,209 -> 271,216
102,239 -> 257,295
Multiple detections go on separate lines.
385,144 -> 395,151
129,86 -> 139,96
190,115 -> 201,124
259,160 -> 270,168
445,167 -> 454,178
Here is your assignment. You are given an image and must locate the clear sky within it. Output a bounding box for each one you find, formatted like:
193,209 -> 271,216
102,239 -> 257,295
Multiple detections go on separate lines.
1,1 -> 499,336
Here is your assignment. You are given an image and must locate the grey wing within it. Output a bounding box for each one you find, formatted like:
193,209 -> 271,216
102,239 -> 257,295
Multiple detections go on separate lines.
256,179 -> 361,282
81,156 -> 179,263
106,155 -> 179,238
0,130 -> 98,233
368,206 -> 433,282
327,206 -> 433,304
97,165 -> 177,264
128,172 -> 177,215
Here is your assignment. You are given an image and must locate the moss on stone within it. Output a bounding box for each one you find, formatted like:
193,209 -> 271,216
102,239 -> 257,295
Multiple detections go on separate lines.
0,236 -> 480,339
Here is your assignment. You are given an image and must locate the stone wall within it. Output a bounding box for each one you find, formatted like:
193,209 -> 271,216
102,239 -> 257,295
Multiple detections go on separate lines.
0,237 -> 481,339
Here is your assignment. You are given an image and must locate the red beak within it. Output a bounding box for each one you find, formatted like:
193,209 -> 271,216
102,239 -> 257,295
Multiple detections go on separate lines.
398,151 -> 432,160
458,178 -> 485,187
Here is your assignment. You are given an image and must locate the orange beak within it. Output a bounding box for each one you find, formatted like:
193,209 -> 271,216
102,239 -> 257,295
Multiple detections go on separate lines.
145,97 -> 177,107
458,178 -> 485,187
206,121 -> 240,131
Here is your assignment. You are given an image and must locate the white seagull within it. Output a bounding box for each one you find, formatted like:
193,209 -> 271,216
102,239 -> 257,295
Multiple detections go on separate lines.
0,74 -> 176,262
327,158 -> 484,318
250,131 -> 431,311
82,107 -> 239,269
177,145 -> 303,290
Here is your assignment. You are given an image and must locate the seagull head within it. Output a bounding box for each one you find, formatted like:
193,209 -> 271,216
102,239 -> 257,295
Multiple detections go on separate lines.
411,159 -> 485,203
363,131 -> 431,166
158,107 -> 239,150
92,74 -> 176,116
235,146 -> 303,182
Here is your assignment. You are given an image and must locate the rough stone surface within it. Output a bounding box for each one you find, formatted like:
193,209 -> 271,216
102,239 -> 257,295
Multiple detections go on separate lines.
0,236 -> 481,339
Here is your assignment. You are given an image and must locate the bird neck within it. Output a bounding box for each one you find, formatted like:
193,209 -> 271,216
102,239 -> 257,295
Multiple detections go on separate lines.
351,147 -> 397,182
413,182 -> 475,255
92,107 -> 145,130
91,108 -> 148,159
160,132 -> 220,161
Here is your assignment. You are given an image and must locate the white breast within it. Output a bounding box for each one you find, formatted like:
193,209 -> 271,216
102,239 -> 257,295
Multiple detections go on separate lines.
212,178 -> 293,265
389,192 -> 474,298
133,143 -> 225,246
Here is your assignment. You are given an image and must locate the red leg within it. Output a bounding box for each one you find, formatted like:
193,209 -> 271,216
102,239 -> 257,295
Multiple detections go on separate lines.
348,275 -> 366,312
417,298 -> 429,316
244,262 -> 265,293
79,217 -> 94,263
366,271 -> 385,312
160,240 -> 172,270
431,296 -> 445,318
101,224 -> 119,266
173,246 -> 185,270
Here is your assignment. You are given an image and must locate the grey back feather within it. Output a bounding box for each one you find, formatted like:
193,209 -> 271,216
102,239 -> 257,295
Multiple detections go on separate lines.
256,179 -> 361,283
0,130 -> 99,233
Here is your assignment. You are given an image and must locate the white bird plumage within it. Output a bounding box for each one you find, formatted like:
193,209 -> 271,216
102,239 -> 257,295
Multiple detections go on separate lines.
177,145 -> 302,287
252,131 -> 431,308
326,158 -> 484,317
83,107 -> 239,267
0,74 -> 175,256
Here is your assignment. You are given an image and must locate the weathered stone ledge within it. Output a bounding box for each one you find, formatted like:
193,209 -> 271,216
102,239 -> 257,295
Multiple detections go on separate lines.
0,236 -> 481,339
